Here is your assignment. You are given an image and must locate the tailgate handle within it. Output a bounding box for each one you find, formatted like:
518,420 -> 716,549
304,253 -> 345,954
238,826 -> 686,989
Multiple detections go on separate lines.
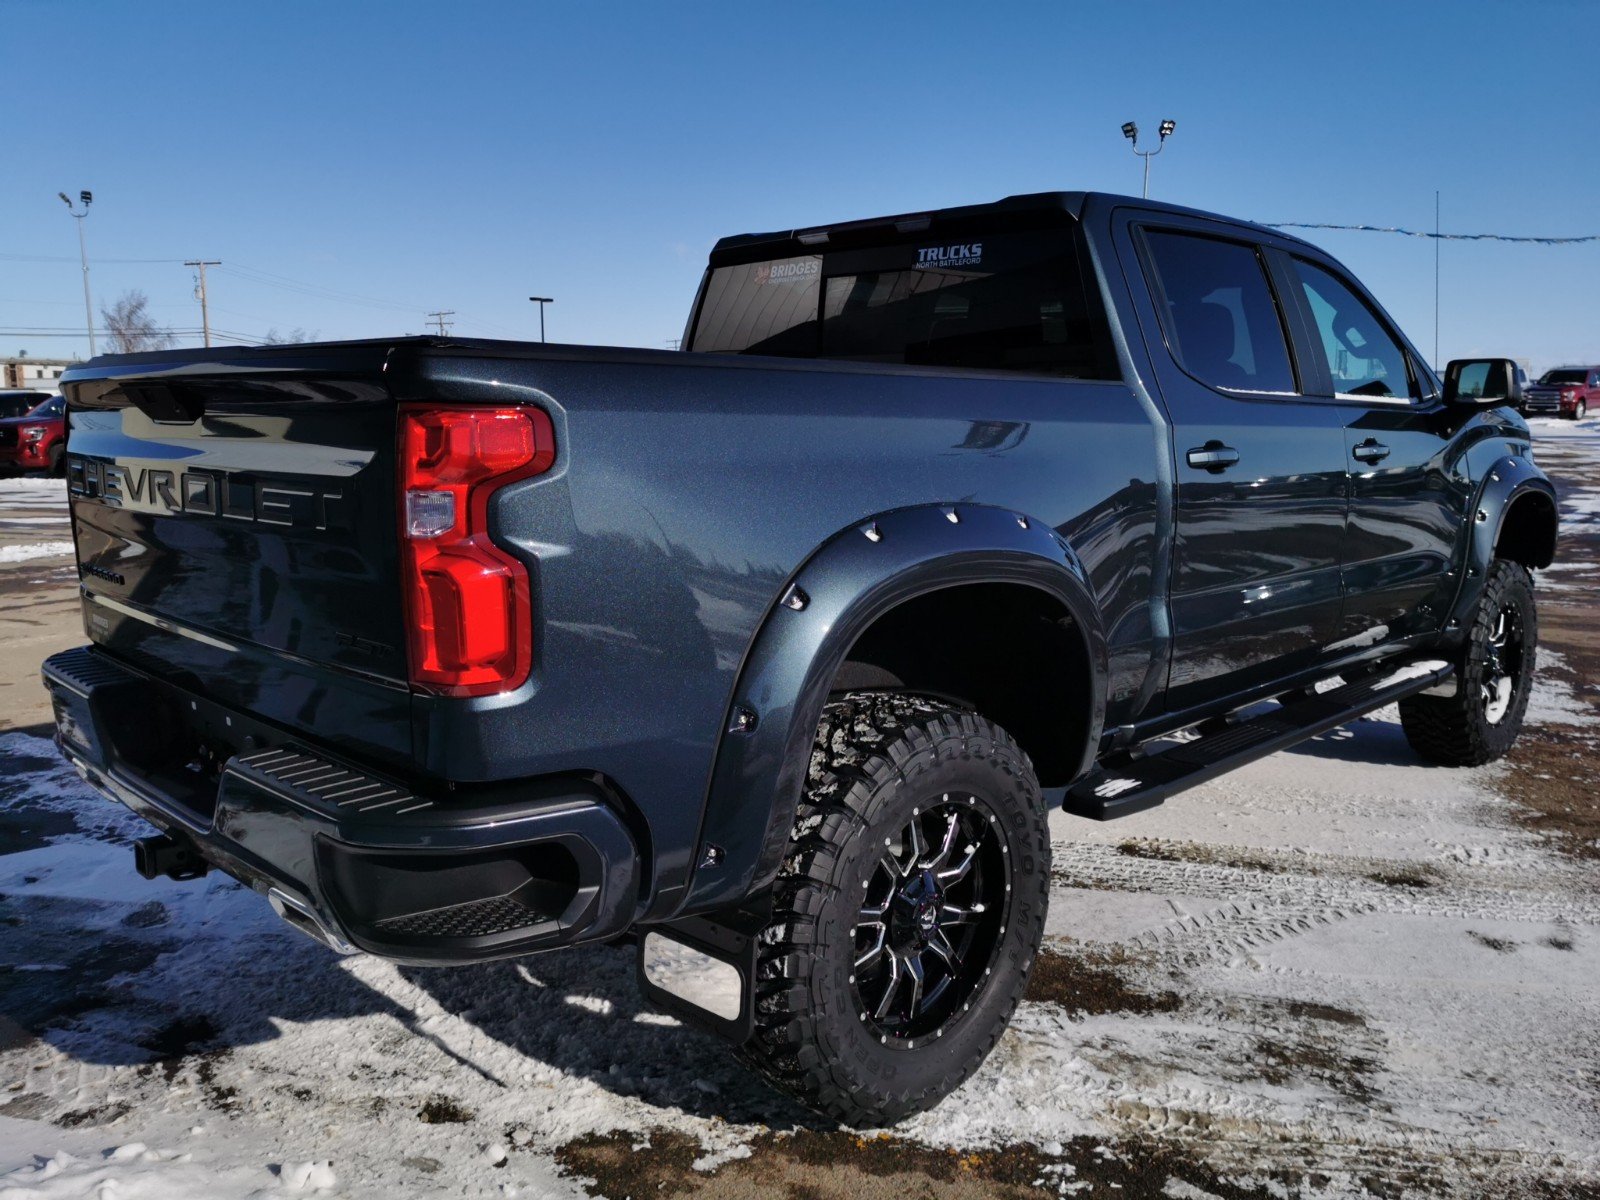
111,382 -> 205,424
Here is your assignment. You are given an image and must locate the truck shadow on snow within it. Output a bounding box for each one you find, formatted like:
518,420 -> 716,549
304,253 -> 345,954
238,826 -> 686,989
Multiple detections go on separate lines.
1283,717 -> 1426,768
0,715 -> 1444,1133
0,740 -> 818,1130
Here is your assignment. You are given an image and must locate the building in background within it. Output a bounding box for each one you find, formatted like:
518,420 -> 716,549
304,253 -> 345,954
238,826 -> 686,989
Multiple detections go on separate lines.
3,356 -> 76,391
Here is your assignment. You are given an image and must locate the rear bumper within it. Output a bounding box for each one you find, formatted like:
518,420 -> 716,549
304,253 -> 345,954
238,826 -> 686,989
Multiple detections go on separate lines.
42,645 -> 640,964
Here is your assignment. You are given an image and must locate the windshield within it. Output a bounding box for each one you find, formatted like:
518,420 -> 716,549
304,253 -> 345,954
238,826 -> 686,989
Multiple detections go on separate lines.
690,225 -> 1115,379
1539,369 -> 1586,385
26,396 -> 64,419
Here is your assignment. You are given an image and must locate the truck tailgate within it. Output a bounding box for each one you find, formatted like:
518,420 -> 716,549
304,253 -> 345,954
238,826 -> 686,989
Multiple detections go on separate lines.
63,344 -> 414,769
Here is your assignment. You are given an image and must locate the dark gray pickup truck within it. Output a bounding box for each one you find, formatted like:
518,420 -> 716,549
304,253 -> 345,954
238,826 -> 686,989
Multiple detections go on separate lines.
43,191 -> 1556,1123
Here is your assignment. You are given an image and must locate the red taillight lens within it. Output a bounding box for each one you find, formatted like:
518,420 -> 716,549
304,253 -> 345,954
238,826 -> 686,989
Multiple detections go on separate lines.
399,405 -> 556,696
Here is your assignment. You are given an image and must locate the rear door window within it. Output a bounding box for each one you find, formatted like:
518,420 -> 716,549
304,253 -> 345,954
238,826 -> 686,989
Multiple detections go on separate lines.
1141,230 -> 1297,394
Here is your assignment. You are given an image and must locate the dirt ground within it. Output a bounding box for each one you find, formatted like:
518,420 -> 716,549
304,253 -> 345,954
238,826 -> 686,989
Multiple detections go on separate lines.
0,422 -> 1597,1200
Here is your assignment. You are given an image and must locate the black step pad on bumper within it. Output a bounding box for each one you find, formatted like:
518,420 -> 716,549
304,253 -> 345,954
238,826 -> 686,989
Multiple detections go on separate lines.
1065,659 -> 1454,820
43,645 -> 639,963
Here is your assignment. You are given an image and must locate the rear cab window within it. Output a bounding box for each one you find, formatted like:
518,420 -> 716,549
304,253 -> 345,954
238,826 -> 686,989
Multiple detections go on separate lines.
688,218 -> 1117,380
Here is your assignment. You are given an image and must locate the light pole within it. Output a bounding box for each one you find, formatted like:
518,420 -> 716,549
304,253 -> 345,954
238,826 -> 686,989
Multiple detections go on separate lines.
1121,120 -> 1176,199
58,190 -> 95,355
528,296 -> 553,343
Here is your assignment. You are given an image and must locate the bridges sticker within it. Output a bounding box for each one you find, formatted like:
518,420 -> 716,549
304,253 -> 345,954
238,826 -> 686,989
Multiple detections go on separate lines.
754,258 -> 821,286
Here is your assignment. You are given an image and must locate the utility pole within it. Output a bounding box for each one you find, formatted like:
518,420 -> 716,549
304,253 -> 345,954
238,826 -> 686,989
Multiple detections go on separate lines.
58,190 -> 95,355
1433,191 -> 1441,370
528,296 -> 553,343
426,310 -> 455,336
185,260 -> 222,348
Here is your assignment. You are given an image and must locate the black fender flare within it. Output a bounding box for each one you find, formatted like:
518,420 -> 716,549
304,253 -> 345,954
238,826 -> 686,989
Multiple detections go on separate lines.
676,502 -> 1108,915
1445,454 -> 1557,636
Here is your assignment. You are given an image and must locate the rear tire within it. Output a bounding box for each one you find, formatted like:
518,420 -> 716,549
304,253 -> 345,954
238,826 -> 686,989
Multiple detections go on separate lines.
739,692 -> 1050,1126
1399,560 -> 1537,766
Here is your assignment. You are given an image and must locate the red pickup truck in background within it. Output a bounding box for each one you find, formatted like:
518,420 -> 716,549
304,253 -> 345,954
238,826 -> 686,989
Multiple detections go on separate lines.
0,393 -> 67,474
1522,366 -> 1598,419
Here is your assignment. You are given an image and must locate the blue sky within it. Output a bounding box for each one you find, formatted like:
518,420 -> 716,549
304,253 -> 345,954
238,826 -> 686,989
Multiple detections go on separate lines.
3,0 -> 1597,371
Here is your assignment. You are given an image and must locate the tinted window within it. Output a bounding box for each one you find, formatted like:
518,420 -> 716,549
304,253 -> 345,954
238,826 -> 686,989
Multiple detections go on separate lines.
691,255 -> 822,356
691,227 -> 1114,379
1291,259 -> 1415,401
1142,231 -> 1296,394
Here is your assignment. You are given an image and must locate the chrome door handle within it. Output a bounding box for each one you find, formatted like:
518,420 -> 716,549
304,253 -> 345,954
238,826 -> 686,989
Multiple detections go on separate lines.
1186,442 -> 1240,473
1352,440 -> 1390,464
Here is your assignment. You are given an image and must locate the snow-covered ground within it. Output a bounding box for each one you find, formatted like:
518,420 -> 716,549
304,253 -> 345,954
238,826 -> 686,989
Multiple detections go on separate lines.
1,428 -> 1597,1198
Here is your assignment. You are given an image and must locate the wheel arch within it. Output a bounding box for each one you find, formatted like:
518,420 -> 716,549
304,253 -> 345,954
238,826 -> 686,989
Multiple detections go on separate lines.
1447,454 -> 1557,633
677,502 -> 1108,915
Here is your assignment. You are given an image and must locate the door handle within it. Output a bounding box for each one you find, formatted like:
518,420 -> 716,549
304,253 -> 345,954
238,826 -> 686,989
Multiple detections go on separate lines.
1352,439 -> 1390,464
1186,442 -> 1240,473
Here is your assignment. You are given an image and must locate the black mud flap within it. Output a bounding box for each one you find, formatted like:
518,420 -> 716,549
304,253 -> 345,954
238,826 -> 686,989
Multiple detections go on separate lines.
635,909 -> 763,1045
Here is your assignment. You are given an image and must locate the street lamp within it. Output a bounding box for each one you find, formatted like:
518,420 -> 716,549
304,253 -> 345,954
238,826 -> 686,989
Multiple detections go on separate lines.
1121,120 -> 1176,199
58,190 -> 95,355
528,296 -> 553,343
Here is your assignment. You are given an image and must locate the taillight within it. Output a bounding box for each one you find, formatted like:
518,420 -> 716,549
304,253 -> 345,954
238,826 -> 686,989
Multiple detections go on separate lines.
398,405 -> 556,696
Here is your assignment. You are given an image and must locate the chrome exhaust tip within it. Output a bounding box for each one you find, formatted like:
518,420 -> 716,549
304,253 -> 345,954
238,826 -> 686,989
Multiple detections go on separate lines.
267,888 -> 359,956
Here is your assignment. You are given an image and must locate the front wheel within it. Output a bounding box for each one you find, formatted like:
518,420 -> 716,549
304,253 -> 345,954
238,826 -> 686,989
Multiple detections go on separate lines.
1572,400 -> 1588,421
1399,559 -> 1537,766
739,692 -> 1050,1125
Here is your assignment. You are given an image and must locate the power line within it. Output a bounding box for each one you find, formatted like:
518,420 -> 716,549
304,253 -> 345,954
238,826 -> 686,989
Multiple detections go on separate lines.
426,310 -> 455,336
1263,222 -> 1600,244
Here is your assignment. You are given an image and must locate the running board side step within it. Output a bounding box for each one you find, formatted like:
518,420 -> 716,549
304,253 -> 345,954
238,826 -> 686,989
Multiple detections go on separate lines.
1064,659 -> 1454,820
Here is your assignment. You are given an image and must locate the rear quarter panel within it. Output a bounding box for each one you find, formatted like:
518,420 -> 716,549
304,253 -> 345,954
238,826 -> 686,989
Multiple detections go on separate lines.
390,345 -> 1160,908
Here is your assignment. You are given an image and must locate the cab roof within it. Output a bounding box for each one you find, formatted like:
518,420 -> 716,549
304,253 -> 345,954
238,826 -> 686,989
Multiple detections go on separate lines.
708,191 -> 1302,267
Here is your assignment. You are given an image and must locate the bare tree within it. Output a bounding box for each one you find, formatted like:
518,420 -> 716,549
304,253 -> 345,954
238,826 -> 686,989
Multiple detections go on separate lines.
261,327 -> 318,345
100,291 -> 174,354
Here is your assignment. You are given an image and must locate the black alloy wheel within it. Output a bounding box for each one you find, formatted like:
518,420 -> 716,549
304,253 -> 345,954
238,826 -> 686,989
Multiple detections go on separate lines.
852,796 -> 1007,1046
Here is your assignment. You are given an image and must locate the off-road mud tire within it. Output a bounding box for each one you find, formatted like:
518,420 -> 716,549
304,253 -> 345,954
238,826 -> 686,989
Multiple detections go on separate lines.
737,692 -> 1050,1125
1399,560 -> 1537,766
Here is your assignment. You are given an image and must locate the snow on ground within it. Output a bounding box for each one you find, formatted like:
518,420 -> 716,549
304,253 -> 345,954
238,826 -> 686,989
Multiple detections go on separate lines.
0,543 -> 73,565
1,434 -> 1598,1197
0,478 -> 68,511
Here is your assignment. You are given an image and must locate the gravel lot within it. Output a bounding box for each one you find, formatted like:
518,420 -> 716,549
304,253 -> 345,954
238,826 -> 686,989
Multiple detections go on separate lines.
2,421 -> 1597,1199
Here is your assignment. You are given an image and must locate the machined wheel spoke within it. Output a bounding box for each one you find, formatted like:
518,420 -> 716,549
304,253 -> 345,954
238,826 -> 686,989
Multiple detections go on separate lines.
904,953 -> 926,1017
905,818 -> 928,871
927,812 -> 961,870
855,926 -> 887,970
873,951 -> 904,1021
858,903 -> 887,925
926,928 -> 963,972
939,901 -> 986,926
938,841 -> 979,884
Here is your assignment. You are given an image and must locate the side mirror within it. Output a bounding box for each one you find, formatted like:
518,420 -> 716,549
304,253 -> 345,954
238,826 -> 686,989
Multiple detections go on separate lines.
1443,358 -> 1523,407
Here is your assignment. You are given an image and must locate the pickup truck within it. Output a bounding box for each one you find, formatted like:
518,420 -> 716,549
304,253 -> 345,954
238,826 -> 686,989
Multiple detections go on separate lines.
1522,365 -> 1597,419
0,393 -> 67,474
42,191 -> 1556,1125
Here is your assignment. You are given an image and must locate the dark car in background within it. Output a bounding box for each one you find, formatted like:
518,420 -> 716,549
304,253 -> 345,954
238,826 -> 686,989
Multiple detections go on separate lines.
0,394 -> 67,474
1523,366 -> 1597,419
0,389 -> 52,420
